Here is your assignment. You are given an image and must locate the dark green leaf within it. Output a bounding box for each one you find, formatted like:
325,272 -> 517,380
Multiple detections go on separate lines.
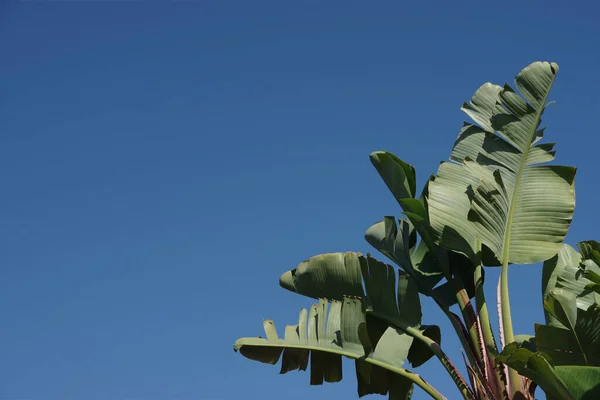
407,325 -> 441,368
578,241 -> 600,267
553,366 -> 600,400
496,342 -> 573,400
535,305 -> 600,366
370,151 -> 417,203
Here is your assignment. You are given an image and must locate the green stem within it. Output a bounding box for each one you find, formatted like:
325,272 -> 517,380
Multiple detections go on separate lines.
501,262 -> 522,396
454,284 -> 483,363
405,325 -> 476,400
500,263 -> 514,344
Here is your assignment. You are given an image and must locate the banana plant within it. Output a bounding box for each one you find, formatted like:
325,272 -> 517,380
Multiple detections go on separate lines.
233,62 -> 600,400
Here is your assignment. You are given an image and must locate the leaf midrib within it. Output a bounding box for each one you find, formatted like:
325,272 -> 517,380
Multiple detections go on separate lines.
235,338 -> 446,398
500,81 -> 555,266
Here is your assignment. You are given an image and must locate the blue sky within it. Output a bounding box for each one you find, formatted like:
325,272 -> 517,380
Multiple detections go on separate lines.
1,1 -> 599,399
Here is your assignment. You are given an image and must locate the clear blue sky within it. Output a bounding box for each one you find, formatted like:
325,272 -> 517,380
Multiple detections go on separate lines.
1,1 -> 599,399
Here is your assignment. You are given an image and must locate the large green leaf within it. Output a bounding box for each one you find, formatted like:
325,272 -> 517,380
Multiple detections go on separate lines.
234,298 -> 443,400
535,323 -> 584,366
553,366 -> 600,400
428,61 -> 576,266
278,252 -> 439,367
495,342 -> 573,399
536,303 -> 600,366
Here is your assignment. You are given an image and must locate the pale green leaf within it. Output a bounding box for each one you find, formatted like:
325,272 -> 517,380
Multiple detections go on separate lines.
234,298 -> 443,400
428,61 -> 576,266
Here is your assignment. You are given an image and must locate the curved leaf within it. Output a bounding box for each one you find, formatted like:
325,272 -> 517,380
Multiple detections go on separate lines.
234,298 -> 444,400
370,151 -> 417,203
428,61 -> 576,266
279,252 -> 424,328
279,252 -> 365,300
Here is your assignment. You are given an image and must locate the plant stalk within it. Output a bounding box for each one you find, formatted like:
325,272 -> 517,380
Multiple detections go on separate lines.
500,262 -> 522,396
454,286 -> 483,363
474,264 -> 504,399
443,308 -> 480,375
423,280 -> 482,370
